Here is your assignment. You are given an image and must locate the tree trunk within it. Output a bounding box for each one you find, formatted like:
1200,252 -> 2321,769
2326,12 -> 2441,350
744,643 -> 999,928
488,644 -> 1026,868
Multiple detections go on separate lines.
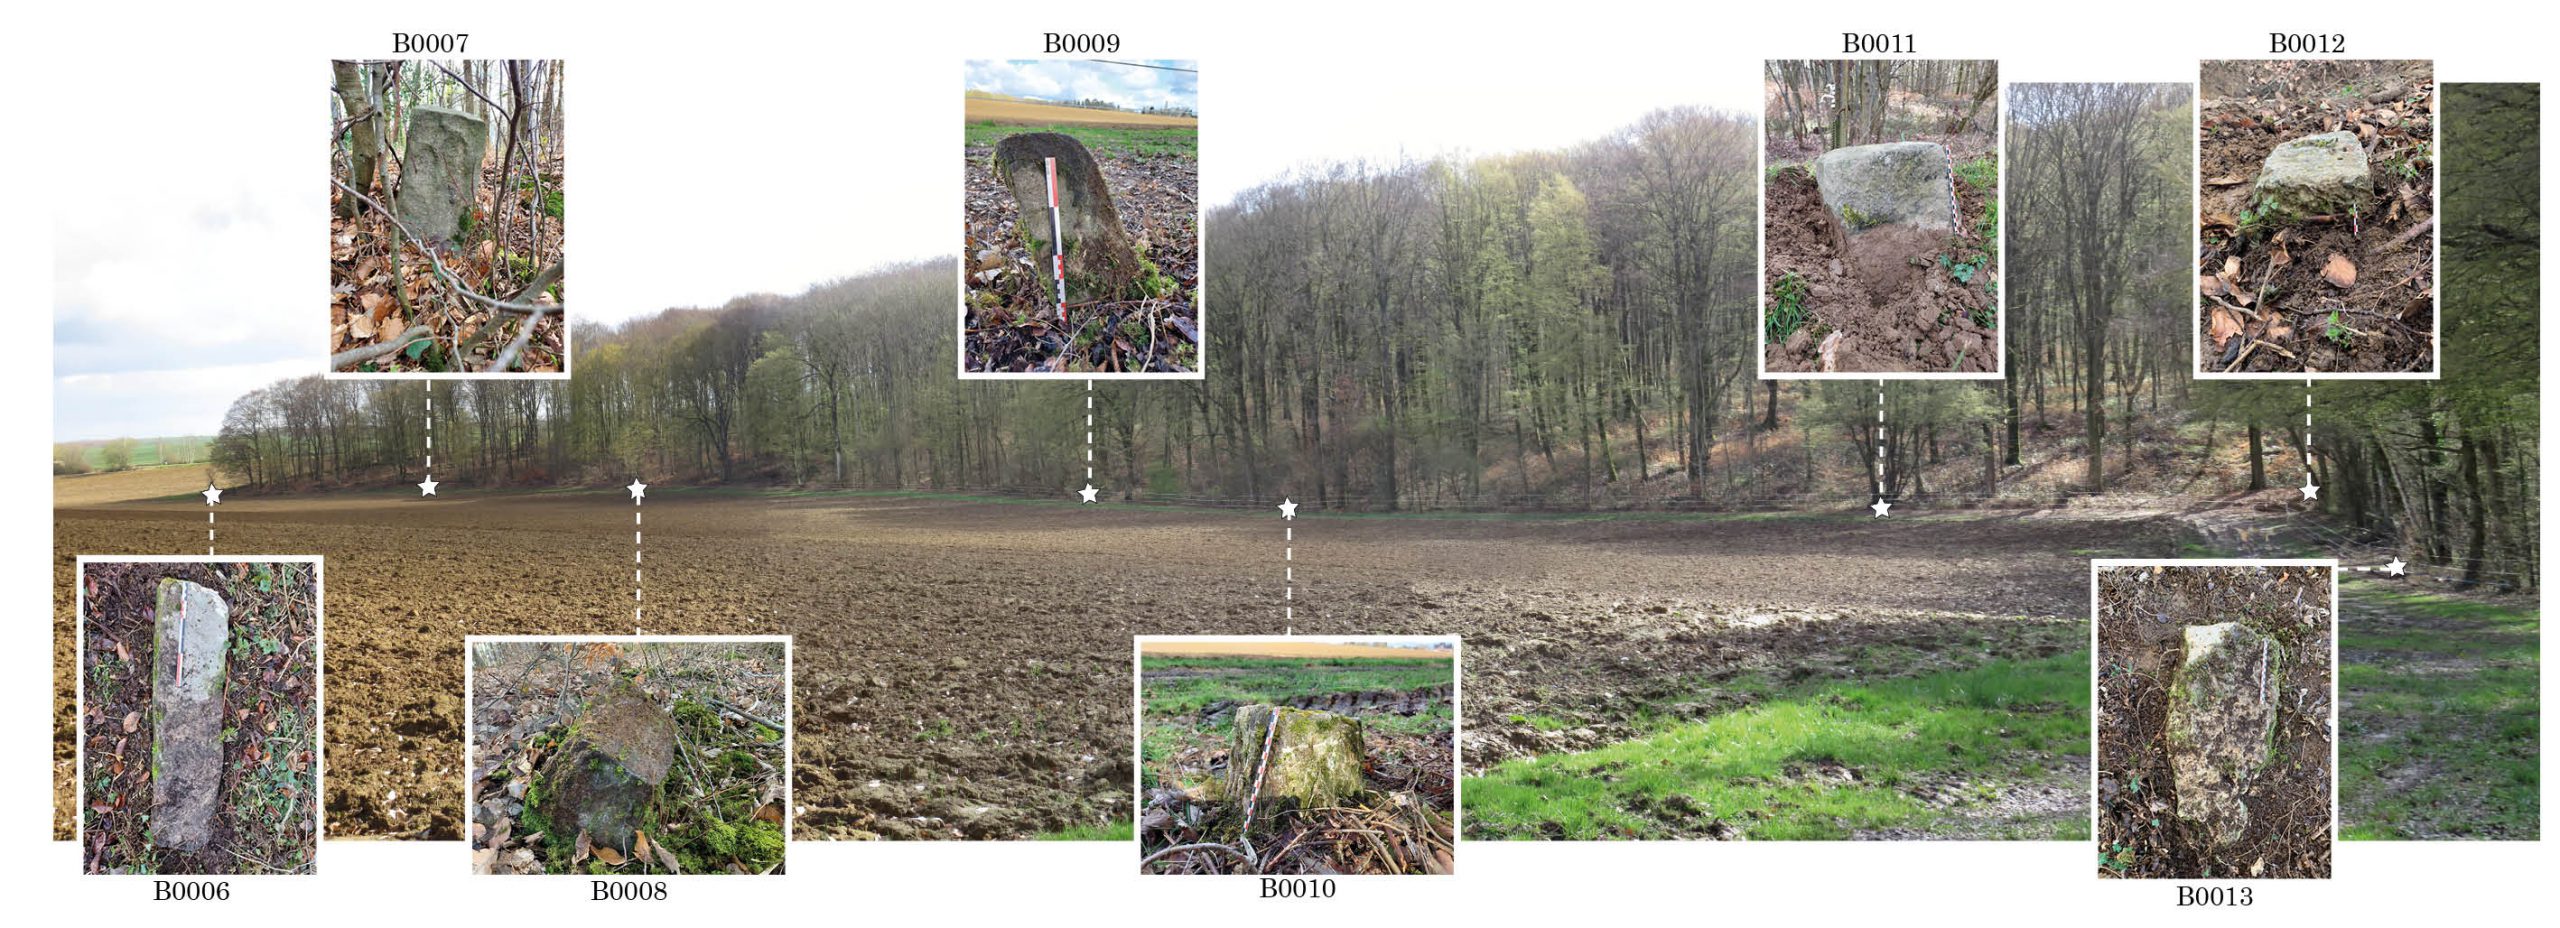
332,61 -> 380,220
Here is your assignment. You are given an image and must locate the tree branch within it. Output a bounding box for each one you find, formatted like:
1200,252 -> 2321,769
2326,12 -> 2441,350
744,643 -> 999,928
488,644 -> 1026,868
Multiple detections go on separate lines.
329,178 -> 560,316
331,324 -> 433,371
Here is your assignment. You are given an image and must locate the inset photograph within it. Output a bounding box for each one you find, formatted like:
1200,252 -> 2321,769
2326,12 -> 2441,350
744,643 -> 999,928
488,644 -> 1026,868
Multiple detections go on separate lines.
962,59 -> 1200,377
2094,561 -> 2335,879
77,557 -> 322,874
466,637 -> 790,875
330,59 -> 568,375
2198,60 -> 2435,377
1137,636 -> 1455,875
1763,60 -> 2002,376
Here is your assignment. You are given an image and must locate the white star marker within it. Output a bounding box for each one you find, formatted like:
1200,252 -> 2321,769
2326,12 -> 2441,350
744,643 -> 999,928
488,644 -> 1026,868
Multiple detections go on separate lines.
1078,484 -> 1099,504
418,475 -> 439,496
1279,499 -> 1298,520
202,484 -> 222,506
2382,558 -> 2407,577
627,479 -> 648,503
1870,498 -> 1891,517
2300,477 -> 2321,501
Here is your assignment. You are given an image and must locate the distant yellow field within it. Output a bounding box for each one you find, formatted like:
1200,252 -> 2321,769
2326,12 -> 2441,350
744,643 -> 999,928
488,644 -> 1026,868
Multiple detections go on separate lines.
1141,640 -> 1454,660
53,465 -> 211,507
965,96 -> 1198,129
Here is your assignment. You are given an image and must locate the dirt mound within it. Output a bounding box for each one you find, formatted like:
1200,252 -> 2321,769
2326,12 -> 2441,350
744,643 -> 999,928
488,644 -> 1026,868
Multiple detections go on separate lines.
1764,164 -> 1998,373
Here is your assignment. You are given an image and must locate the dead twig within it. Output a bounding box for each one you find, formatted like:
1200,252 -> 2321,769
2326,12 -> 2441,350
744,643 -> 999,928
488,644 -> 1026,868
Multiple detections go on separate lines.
332,324 -> 435,369
329,178 -> 559,316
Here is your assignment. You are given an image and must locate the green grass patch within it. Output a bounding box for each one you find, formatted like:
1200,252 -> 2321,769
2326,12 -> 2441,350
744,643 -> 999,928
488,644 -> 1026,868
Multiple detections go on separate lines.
1036,819 -> 1135,841
2338,581 -> 2538,839
1767,271 -> 1810,342
965,122 -> 1197,157
1140,658 -> 1450,719
1954,156 -> 1998,191
1466,651 -> 2089,840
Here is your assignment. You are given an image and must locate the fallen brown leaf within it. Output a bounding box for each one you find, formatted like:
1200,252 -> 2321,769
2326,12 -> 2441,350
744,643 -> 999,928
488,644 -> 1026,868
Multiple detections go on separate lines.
2209,308 -> 2243,343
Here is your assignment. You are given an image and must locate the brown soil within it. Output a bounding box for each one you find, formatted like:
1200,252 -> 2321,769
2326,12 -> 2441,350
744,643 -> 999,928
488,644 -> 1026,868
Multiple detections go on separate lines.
2096,564 -> 2334,879
1764,162 -> 1999,373
54,490 -> 2191,841
2199,60 -> 2435,375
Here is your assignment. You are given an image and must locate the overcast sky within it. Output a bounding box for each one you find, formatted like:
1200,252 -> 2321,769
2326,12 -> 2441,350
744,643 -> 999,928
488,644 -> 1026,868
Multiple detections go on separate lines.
52,48 -> 1754,443
1201,53 -> 1759,206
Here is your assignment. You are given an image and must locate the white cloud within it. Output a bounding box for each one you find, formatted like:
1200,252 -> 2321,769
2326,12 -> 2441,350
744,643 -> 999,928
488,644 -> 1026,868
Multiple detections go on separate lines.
966,59 -> 1197,112
55,358 -> 315,442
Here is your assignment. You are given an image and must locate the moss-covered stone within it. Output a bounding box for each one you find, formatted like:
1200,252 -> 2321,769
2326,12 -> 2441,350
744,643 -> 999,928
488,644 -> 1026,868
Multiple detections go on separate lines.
1226,705 -> 1366,815
2167,622 -> 2284,846
2254,130 -> 2373,222
992,132 -> 1144,300
534,686 -> 675,856
151,578 -> 229,851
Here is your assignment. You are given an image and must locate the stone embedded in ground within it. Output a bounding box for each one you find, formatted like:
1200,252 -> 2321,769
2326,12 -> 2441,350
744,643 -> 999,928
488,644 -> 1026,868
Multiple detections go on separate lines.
2167,621 -> 2283,847
1227,705 -> 1365,815
2254,130 -> 2372,221
991,132 -> 1144,300
151,578 -> 230,851
1814,141 -> 1959,235
537,687 -> 676,854
395,104 -> 490,245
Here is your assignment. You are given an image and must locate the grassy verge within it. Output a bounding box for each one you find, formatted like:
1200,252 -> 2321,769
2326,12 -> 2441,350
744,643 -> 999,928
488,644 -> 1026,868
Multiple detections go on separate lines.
965,122 -> 1196,157
2339,581 -> 2538,839
1036,820 -> 1135,841
1140,658 -> 1450,718
1466,651 -> 2089,840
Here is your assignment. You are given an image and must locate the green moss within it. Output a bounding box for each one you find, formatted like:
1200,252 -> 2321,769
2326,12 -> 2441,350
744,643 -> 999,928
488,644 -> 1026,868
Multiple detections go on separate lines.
701,819 -> 739,858
673,700 -> 717,732
735,820 -> 785,869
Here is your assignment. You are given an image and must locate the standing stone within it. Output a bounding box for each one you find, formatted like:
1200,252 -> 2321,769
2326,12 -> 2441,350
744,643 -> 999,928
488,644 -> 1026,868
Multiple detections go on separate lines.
396,104 -> 489,245
2167,622 -> 2283,846
2254,131 -> 2372,222
151,579 -> 229,851
1814,141 -> 1958,235
537,687 -> 675,854
991,132 -> 1144,300
1227,705 -> 1365,814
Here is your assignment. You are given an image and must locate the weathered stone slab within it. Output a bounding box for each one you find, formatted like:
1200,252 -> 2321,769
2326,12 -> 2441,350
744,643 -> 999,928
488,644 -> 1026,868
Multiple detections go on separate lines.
151,579 -> 229,851
537,687 -> 675,853
1814,141 -> 1958,234
1227,705 -> 1365,814
992,132 -> 1143,300
396,104 -> 489,245
2254,130 -> 2372,222
2167,622 -> 2283,846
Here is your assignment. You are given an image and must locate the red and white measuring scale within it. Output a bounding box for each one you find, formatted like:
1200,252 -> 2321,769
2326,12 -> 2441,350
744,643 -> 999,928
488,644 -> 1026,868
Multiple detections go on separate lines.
1046,157 -> 1067,321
